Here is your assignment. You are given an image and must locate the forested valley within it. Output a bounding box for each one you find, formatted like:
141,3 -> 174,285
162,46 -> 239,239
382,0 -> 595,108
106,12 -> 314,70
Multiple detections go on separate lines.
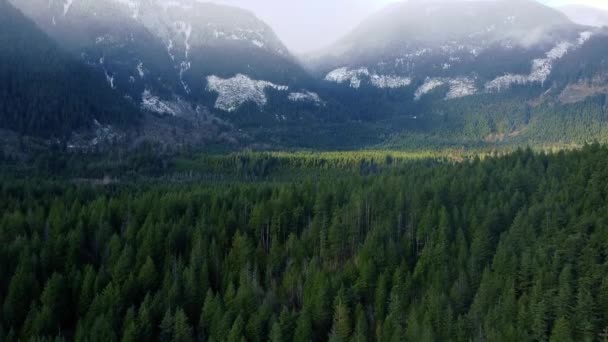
1,146 -> 608,341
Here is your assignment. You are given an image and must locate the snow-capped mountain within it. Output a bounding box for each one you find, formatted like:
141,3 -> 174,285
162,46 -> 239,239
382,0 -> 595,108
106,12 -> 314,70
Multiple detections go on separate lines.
315,0 -> 596,101
10,0 -> 314,116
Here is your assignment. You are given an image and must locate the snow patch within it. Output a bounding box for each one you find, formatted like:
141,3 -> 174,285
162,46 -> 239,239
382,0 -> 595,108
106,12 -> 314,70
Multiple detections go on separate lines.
414,78 -> 445,100
206,74 -> 288,112
325,68 -> 412,89
137,62 -> 145,78
446,78 -> 477,99
288,91 -> 324,106
415,77 -> 477,100
105,71 -> 115,89
325,67 -> 370,89
141,90 -> 177,116
252,40 -> 264,48
167,40 -> 175,61
370,75 -> 412,89
179,61 -> 191,93
486,32 -> 593,92
578,31 -> 593,45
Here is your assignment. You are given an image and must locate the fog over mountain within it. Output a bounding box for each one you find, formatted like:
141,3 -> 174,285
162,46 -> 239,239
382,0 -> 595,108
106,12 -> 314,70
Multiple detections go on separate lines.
3,0 -> 608,149
559,4 -> 608,27
209,0 -> 607,53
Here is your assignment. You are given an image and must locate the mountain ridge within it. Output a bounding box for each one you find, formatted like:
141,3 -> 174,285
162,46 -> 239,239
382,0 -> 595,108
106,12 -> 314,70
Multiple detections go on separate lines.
3,0 -> 608,151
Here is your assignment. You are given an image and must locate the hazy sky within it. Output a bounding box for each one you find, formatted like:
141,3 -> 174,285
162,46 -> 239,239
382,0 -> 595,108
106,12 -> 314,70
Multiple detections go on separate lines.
209,0 -> 608,54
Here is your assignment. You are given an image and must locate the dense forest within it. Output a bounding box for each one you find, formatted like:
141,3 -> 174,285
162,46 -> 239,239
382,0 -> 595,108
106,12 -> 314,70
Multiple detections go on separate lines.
1,146 -> 608,341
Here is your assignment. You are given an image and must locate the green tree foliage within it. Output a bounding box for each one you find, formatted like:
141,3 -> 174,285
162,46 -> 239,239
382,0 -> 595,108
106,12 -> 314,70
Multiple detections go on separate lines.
1,146 -> 608,340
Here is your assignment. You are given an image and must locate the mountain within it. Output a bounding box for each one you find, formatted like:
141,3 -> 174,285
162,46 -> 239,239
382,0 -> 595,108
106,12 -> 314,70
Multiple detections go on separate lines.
4,0 -> 608,151
0,0 -> 137,140
318,0 -> 584,92
559,5 -> 608,28
304,0 -> 608,147
10,0 -> 320,121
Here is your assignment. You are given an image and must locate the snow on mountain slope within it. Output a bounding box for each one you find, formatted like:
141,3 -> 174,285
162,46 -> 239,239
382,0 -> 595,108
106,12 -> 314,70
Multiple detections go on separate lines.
414,77 -> 477,100
325,67 -> 412,89
206,74 -> 288,112
486,31 -> 593,92
414,78 -> 446,100
325,67 -> 370,89
315,0 -> 603,106
288,91 -> 325,106
315,0 -> 587,96
140,89 -> 195,116
10,0 -> 309,119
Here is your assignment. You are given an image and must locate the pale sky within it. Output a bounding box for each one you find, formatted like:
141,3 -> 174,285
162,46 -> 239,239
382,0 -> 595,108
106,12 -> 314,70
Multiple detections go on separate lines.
209,0 -> 608,54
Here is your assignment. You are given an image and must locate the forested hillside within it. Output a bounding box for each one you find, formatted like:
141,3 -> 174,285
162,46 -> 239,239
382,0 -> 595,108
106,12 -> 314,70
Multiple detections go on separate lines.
1,146 -> 608,341
0,0 -> 136,138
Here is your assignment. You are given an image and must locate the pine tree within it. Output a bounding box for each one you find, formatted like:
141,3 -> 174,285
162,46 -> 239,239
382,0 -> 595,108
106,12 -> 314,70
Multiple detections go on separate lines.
160,309 -> 174,342
269,321 -> 284,342
138,256 -> 158,293
328,298 -> 351,342
550,317 -> 573,342
227,315 -> 245,342
173,308 -> 193,342
353,304 -> 368,342
293,309 -> 313,342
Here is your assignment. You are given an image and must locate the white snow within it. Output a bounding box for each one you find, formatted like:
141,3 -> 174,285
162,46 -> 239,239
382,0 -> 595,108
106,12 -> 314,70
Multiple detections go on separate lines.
446,78 -> 477,99
179,61 -> 191,93
325,68 -> 412,89
578,31 -> 593,45
137,62 -> 145,78
325,67 -> 370,89
141,90 -> 177,116
485,74 -> 529,92
63,0 -> 73,16
252,40 -> 264,48
105,71 -> 115,89
414,77 -> 477,100
288,91 -> 324,105
370,75 -> 412,89
206,74 -> 289,112
486,32 -> 593,92
167,40 -> 175,61
546,42 -> 573,60
414,78 -> 445,100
